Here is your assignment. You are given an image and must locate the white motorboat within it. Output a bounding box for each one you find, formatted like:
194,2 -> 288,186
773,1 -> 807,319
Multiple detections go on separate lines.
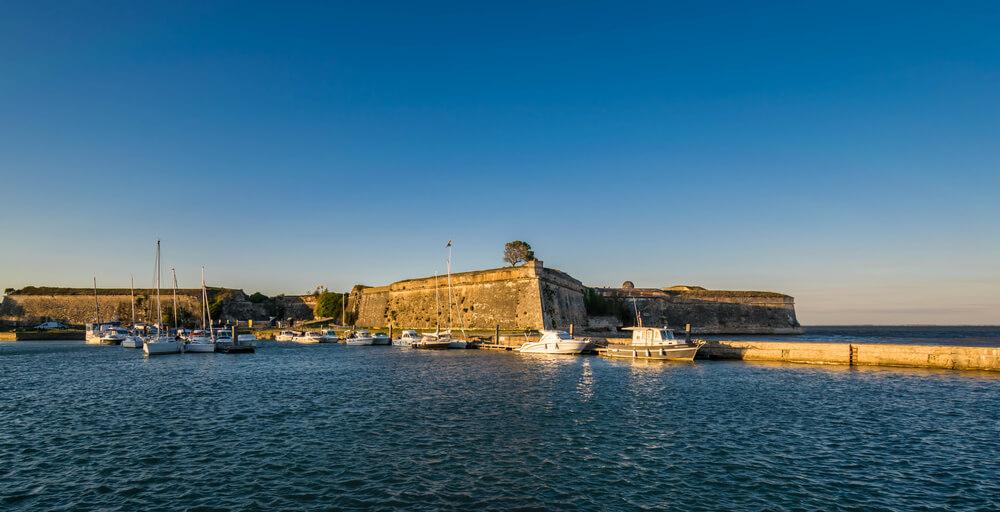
345,330 -> 375,346
412,332 -> 450,350
392,330 -> 420,347
237,333 -> 258,346
100,327 -> 129,346
448,338 -> 468,349
516,330 -> 589,354
293,331 -> 322,343
85,321 -> 122,344
601,326 -> 705,361
319,329 -> 340,343
275,331 -> 296,342
372,332 -> 390,345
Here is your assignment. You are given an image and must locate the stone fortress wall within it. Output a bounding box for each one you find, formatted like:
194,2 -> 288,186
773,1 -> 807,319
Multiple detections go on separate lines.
3,262 -> 800,333
349,260 -> 586,330
0,289 -> 316,326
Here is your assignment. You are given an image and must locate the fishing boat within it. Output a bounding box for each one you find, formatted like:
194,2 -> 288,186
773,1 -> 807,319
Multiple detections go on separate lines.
516,330 -> 589,354
345,330 -> 375,346
319,329 -> 340,343
601,326 -> 705,361
143,241 -> 181,355
392,330 -> 420,347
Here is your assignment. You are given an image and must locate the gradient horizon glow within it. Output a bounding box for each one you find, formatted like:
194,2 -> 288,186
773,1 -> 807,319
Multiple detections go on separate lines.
1,1 -> 997,325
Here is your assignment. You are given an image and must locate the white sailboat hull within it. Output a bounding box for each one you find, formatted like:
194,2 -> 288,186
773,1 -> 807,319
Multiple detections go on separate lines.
121,337 -> 143,349
143,339 -> 181,355
185,342 -> 216,353
516,340 -> 588,354
346,338 -> 374,346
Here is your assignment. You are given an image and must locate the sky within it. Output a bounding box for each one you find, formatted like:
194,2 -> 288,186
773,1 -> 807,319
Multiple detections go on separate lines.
1,1 -> 997,325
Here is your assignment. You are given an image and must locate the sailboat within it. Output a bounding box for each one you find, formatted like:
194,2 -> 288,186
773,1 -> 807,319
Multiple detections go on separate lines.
186,267 -> 216,353
444,243 -> 469,349
413,271 -> 450,350
143,240 -> 181,355
121,275 -> 144,348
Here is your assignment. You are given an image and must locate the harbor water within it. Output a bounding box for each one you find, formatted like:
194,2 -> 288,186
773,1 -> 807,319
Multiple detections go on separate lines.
3,329 -> 1000,510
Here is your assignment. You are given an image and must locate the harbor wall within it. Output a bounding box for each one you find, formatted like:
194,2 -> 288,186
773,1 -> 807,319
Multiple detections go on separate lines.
699,340 -> 1000,371
593,287 -> 800,333
0,291 -> 317,326
350,261 -> 584,330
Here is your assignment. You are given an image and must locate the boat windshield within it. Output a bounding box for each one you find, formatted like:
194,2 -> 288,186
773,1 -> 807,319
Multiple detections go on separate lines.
660,330 -> 675,340
556,332 -> 575,340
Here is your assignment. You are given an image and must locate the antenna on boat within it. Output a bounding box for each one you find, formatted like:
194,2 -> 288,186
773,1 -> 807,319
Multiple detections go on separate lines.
629,289 -> 642,328
93,276 -> 100,326
155,240 -> 162,334
434,271 -> 441,334
130,275 -> 135,328
171,268 -> 179,330
447,242 -> 467,340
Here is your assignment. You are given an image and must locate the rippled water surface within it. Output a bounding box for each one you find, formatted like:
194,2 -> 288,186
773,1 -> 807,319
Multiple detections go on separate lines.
3,339 -> 1000,511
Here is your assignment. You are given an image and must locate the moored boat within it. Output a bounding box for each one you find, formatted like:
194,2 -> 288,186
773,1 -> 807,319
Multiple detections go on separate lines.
372,332 -> 390,345
293,331 -> 322,343
600,326 -> 704,361
412,332 -> 451,350
392,330 -> 420,347
99,327 -> 129,345
275,331 -> 296,342
516,330 -> 589,354
345,330 -> 375,346
319,329 -> 340,343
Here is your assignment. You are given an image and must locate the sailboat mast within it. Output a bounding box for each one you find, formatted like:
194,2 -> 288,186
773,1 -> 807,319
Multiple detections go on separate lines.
204,267 -> 214,338
434,272 -> 441,332
449,245 -> 467,339
93,277 -> 100,326
130,275 -> 135,326
155,240 -> 162,333
201,267 -> 207,330
446,258 -> 454,330
171,268 -> 179,330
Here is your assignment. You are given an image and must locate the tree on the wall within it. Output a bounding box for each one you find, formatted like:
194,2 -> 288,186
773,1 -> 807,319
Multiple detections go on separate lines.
503,241 -> 535,267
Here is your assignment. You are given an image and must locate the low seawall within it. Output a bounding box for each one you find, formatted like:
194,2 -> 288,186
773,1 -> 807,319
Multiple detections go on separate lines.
699,340 -> 1000,372
0,331 -> 86,341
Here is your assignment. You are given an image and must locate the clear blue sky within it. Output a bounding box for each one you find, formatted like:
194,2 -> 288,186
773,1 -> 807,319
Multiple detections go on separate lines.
1,1 -> 997,324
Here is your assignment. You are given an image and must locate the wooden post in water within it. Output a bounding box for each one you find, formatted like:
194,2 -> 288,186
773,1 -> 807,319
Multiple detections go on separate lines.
685,324 -> 691,343
495,324 -> 500,346
569,323 -> 574,337
232,325 -> 238,346
389,324 -> 393,342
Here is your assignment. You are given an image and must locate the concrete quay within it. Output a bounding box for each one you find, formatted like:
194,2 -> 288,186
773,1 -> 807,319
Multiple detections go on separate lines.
698,340 -> 1000,372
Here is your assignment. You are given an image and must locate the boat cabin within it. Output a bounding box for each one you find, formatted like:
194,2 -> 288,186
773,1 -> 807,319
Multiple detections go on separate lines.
624,326 -> 684,346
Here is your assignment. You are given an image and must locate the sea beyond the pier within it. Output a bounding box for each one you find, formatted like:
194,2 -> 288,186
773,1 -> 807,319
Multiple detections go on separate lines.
2,326 -> 1000,511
